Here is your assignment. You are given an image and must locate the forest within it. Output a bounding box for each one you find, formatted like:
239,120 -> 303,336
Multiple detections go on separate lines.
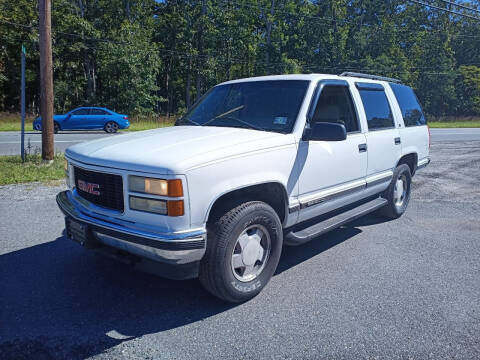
1,0 -> 479,118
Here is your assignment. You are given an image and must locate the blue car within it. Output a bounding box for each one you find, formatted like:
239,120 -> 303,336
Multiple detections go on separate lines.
33,107 -> 130,133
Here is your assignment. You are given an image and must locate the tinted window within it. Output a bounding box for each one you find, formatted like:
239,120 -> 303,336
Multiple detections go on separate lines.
358,87 -> 394,130
390,83 -> 426,126
177,80 -> 309,133
312,85 -> 359,133
90,109 -> 108,115
71,108 -> 90,115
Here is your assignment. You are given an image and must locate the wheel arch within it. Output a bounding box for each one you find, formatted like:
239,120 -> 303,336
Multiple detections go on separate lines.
396,152 -> 418,175
205,182 -> 289,226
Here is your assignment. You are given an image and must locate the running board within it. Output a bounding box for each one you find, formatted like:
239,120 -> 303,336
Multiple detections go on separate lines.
284,198 -> 388,246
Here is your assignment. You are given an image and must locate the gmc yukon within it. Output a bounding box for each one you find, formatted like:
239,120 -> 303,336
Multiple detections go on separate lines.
57,72 -> 430,302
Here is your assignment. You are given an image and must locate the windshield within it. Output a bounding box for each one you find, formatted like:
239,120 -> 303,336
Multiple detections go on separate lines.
176,80 -> 310,133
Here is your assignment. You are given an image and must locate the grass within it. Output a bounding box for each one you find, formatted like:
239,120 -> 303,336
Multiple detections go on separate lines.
0,153 -> 65,185
0,112 -> 35,131
0,112 -> 175,132
428,120 -> 480,128
125,115 -> 175,131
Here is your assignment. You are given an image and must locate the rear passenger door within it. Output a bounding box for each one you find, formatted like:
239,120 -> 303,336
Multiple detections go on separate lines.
389,83 -> 429,165
356,82 -> 401,185
89,109 -> 109,129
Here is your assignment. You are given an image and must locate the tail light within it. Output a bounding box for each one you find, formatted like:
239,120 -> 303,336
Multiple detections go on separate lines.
123,116 -> 128,120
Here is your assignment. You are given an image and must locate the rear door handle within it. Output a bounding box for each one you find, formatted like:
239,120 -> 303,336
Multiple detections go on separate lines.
358,143 -> 367,152
394,137 -> 401,145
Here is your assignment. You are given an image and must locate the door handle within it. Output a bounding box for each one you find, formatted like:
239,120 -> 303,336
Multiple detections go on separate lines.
358,143 -> 367,153
394,137 -> 401,145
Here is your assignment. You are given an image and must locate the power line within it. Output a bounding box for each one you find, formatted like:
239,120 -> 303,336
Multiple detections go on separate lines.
438,0 -> 480,15
408,0 -> 480,21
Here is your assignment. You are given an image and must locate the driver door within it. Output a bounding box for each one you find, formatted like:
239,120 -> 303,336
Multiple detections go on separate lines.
296,80 -> 368,223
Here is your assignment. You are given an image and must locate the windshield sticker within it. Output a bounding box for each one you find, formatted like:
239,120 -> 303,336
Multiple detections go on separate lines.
274,117 -> 287,125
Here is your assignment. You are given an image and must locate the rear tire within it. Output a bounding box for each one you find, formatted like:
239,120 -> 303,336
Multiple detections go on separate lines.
199,201 -> 283,303
104,121 -> 119,133
34,123 -> 42,131
378,164 -> 412,219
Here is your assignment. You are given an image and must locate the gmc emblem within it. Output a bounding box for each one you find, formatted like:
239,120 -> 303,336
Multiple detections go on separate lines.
78,179 -> 101,196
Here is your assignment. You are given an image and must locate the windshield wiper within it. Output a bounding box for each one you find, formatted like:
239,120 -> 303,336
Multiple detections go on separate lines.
202,105 -> 244,127
176,117 -> 200,126
201,105 -> 264,131
207,115 -> 265,132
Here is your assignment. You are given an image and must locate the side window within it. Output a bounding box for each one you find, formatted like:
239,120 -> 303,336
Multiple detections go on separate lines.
357,83 -> 394,130
311,85 -> 359,133
71,109 -> 90,115
90,109 -> 108,115
390,83 -> 426,126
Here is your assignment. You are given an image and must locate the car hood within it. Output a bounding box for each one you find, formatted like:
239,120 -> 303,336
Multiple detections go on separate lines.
65,126 -> 296,174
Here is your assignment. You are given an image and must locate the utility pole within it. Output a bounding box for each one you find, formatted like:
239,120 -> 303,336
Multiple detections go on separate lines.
20,45 -> 26,162
39,0 -> 54,162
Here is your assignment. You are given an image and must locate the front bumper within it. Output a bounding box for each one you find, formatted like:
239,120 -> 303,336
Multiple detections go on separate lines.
56,191 -> 206,271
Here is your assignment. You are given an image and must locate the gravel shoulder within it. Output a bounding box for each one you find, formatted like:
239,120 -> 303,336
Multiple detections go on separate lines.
1,141 -> 479,360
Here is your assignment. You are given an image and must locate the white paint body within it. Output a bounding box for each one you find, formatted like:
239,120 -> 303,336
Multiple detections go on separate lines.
65,74 -> 429,237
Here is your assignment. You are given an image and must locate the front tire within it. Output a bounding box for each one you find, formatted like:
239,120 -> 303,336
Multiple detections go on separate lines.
104,121 -> 119,133
199,201 -> 283,303
378,164 -> 412,219
54,122 -> 60,133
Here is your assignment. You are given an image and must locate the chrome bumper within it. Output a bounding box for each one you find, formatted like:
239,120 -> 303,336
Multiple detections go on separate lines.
56,191 -> 206,265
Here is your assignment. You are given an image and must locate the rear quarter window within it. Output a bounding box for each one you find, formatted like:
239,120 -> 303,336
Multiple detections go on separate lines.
390,84 -> 427,126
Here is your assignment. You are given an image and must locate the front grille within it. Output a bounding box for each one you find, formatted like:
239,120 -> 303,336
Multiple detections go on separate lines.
74,167 -> 124,211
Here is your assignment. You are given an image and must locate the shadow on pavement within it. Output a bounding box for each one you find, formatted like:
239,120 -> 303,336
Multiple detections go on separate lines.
0,214 -> 383,359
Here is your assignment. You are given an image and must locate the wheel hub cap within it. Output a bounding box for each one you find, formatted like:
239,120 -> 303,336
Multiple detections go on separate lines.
231,225 -> 271,282
393,175 -> 407,207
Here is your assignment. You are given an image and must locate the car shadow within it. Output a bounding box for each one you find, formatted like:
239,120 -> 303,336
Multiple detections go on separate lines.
0,213 -> 384,359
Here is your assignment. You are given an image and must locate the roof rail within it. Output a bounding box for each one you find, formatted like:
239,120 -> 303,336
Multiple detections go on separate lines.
340,72 -> 402,84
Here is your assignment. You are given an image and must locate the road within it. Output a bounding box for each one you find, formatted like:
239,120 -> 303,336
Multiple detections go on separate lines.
0,128 -> 480,155
1,139 -> 479,359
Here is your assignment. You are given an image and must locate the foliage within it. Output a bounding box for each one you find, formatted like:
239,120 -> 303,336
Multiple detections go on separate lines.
0,153 -> 64,185
0,0 -> 479,117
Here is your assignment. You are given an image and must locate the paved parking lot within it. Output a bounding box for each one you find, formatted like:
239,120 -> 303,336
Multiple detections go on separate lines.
1,140 -> 479,359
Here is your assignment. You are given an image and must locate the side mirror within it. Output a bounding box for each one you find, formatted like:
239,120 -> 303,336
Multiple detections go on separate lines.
302,122 -> 347,142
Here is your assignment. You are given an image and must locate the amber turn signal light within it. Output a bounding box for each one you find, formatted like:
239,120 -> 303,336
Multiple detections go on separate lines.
167,200 -> 184,216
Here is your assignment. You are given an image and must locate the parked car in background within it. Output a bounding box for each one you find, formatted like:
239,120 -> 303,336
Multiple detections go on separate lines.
33,107 -> 130,133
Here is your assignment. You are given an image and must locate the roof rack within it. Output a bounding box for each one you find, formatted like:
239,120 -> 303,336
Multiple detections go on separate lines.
340,72 -> 402,84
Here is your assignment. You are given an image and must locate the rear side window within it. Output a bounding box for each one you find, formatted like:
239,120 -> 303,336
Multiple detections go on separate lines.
90,109 -> 108,115
71,109 -> 90,115
390,84 -> 426,126
357,83 -> 394,130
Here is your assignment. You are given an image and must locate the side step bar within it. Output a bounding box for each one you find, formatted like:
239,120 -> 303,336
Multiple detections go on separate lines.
284,197 -> 388,246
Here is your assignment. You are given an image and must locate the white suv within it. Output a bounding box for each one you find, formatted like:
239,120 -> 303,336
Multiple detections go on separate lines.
57,72 -> 430,302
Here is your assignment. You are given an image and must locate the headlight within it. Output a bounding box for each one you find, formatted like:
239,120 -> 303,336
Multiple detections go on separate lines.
129,176 -> 183,197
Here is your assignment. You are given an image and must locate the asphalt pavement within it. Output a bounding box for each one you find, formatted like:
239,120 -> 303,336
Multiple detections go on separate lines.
1,139 -> 479,359
0,128 -> 480,155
